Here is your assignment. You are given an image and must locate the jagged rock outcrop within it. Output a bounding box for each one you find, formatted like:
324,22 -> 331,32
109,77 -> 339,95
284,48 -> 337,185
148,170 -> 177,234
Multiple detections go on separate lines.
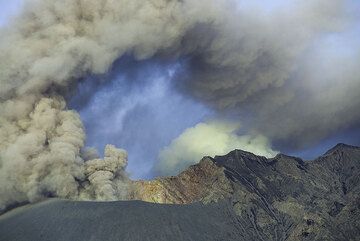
129,158 -> 232,204
0,143 -> 359,241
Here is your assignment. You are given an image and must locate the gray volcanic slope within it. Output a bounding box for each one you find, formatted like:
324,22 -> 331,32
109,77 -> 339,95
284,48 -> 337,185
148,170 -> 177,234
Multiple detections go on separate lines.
0,199 -> 242,241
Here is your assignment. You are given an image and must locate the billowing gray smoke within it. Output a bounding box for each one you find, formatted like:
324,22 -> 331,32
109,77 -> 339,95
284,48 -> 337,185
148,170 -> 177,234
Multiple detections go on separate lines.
0,0 -> 358,210
0,96 -> 129,210
0,0 -> 231,211
176,1 -> 360,148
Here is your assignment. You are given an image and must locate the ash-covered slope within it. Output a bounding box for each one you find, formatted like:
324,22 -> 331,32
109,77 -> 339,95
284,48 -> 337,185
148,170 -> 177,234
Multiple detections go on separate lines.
0,143 -> 359,241
0,199 -> 242,241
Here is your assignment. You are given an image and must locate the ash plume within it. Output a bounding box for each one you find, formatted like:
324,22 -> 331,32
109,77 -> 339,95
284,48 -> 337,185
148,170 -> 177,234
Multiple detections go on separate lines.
0,0 -> 358,210
0,0 -> 230,211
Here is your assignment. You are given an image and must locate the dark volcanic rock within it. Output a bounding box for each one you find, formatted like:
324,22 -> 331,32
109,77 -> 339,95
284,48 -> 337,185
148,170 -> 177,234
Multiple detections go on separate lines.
212,143 -> 360,241
0,143 -> 359,241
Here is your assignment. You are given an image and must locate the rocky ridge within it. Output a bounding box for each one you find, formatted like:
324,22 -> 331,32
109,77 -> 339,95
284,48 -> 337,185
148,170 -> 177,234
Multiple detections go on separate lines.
130,143 -> 360,240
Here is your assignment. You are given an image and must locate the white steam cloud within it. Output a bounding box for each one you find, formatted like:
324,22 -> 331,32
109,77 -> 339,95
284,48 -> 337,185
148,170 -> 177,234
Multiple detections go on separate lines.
0,0 -> 358,211
156,121 -> 277,176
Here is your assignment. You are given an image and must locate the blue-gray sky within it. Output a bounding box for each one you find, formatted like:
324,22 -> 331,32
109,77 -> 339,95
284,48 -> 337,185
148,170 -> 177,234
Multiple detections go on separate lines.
0,0 -> 22,26
69,59 -> 213,178
1,0 -> 359,179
